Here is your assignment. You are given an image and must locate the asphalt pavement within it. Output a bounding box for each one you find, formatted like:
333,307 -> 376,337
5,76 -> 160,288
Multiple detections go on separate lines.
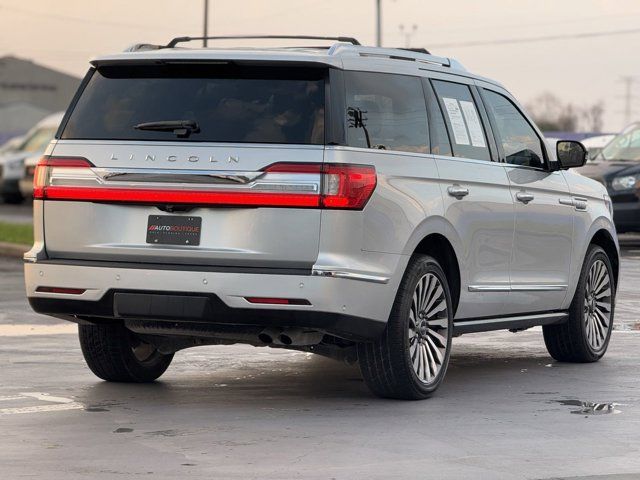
0,201 -> 33,225
0,252 -> 639,479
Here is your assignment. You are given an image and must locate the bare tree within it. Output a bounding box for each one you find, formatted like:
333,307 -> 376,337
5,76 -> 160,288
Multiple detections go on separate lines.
526,92 -> 605,133
582,102 -> 605,132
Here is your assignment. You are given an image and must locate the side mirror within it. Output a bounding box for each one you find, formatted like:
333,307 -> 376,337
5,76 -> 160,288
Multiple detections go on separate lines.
557,140 -> 587,169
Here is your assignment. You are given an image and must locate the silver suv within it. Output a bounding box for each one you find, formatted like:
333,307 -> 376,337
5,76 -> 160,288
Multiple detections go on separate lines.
25,36 -> 619,400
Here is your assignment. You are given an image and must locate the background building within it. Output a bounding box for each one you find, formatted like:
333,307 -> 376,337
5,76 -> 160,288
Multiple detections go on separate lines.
0,56 -> 80,143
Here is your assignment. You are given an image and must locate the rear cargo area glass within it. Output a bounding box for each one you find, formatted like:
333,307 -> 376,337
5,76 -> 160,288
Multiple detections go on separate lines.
61,64 -> 325,145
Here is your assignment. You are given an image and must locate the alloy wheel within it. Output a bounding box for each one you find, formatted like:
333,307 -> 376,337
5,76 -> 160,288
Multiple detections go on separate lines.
584,259 -> 612,351
408,273 -> 450,384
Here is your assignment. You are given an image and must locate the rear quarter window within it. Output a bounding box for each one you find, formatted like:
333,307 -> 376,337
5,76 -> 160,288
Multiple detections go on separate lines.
61,64 -> 326,145
344,71 -> 428,154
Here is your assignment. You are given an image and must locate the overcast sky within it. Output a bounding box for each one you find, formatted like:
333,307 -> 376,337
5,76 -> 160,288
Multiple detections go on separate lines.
1,0 -> 639,131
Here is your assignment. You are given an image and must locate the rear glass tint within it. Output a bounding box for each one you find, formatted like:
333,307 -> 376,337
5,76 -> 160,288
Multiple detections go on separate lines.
61,65 -> 326,144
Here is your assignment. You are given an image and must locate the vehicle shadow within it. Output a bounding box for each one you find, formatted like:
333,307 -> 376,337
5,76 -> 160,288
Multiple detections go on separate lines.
76,343 -> 570,411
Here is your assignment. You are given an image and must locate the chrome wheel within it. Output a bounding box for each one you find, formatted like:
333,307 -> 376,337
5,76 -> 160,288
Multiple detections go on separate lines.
408,273 -> 449,384
584,259 -> 612,351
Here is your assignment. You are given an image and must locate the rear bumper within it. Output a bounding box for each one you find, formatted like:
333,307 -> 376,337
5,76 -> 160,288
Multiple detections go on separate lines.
24,260 -> 395,340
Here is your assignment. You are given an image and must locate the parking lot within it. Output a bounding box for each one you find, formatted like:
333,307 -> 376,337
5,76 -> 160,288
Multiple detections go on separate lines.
1,246 -> 639,479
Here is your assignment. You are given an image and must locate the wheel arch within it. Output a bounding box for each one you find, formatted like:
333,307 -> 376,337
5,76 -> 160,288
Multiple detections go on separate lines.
411,233 -> 461,316
589,228 -> 620,288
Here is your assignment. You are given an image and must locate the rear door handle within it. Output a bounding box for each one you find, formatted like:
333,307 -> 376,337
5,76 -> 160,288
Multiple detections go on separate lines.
447,185 -> 469,199
515,191 -> 534,204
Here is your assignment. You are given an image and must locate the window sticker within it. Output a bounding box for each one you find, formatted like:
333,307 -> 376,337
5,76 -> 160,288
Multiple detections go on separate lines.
459,100 -> 486,148
442,97 -> 470,145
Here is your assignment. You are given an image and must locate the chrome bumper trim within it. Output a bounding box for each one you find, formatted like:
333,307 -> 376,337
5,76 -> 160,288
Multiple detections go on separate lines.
311,268 -> 390,284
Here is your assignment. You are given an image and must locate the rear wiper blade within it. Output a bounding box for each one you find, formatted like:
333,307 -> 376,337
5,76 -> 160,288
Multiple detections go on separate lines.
134,120 -> 200,138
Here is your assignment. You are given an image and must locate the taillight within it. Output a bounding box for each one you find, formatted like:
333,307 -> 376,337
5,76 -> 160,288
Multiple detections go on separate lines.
263,162 -> 377,210
33,156 -> 94,200
33,158 -> 376,210
320,164 -> 377,209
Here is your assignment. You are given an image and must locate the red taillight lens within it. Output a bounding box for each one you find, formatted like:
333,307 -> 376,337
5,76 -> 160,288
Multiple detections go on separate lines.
320,164 -> 377,209
263,162 -> 377,210
34,158 -> 376,210
36,286 -> 86,295
245,297 -> 311,305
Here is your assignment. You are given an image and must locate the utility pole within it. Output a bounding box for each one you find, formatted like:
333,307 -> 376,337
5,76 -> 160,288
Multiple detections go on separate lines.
376,0 -> 382,47
203,0 -> 209,47
620,76 -> 636,126
399,24 -> 417,48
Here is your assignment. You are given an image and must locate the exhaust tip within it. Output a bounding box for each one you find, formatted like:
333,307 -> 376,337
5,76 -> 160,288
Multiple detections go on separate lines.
279,334 -> 293,345
258,333 -> 274,344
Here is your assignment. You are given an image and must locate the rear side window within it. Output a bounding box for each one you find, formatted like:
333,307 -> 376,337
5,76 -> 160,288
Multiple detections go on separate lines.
431,80 -> 491,161
345,72 -> 428,154
423,80 -> 452,156
61,65 -> 325,144
482,89 -> 545,169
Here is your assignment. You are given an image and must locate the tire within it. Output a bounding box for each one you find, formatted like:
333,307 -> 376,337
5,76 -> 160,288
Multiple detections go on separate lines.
543,245 -> 615,363
358,254 -> 453,400
2,193 -> 23,204
78,323 -> 174,382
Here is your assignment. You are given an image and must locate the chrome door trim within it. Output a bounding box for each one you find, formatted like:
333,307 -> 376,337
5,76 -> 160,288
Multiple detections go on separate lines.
453,312 -> 568,335
467,285 -> 510,292
468,284 -> 567,292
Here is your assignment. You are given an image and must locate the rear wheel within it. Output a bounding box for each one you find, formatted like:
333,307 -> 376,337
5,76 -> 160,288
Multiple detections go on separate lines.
543,245 -> 615,362
358,255 -> 453,400
78,323 -> 173,382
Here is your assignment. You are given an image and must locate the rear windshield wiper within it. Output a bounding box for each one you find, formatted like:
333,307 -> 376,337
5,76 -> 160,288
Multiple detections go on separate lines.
134,120 -> 200,138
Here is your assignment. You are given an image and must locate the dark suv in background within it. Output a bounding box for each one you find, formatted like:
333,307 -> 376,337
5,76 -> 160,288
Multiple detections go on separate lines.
579,122 -> 640,232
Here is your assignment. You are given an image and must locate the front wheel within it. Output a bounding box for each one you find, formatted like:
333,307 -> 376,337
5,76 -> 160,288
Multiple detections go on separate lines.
78,323 -> 173,382
543,245 -> 615,362
358,255 -> 453,400
1,192 -> 23,204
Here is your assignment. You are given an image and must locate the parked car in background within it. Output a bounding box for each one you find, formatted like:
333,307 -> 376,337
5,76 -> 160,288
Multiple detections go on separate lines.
582,134 -> 616,160
0,135 -> 24,155
0,112 -> 63,203
578,122 -> 640,232
19,154 -> 42,199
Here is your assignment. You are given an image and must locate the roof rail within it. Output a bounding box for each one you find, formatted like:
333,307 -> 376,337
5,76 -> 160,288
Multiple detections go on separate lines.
165,35 -> 361,48
328,44 -> 465,71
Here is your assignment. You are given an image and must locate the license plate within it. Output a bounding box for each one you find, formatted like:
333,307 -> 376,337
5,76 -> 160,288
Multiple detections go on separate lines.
146,215 -> 202,246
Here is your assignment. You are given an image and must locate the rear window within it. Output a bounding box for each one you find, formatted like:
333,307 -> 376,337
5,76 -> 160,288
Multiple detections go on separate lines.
61,64 -> 326,145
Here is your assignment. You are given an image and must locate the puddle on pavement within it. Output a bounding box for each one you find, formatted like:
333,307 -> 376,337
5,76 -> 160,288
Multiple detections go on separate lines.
555,399 -> 622,415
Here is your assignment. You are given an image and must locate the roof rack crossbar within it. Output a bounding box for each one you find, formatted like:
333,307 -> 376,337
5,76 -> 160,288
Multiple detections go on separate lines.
165,35 -> 361,48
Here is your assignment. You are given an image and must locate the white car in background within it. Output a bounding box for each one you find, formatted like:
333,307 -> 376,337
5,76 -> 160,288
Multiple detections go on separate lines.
0,112 -> 64,203
20,153 -> 47,199
582,134 -> 616,160
0,135 -> 25,155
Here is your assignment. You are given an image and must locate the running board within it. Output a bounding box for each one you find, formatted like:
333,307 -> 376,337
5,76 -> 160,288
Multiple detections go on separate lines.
453,312 -> 568,336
